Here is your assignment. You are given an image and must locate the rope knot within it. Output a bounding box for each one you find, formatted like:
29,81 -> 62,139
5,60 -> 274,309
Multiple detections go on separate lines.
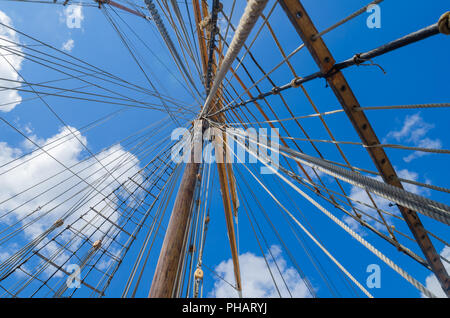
199,15 -> 211,30
438,11 -> 450,35
352,53 -> 364,65
290,77 -> 302,88
92,240 -> 102,250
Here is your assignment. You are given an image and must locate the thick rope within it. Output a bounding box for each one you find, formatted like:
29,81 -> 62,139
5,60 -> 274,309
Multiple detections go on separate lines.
227,131 -> 437,298
227,128 -> 450,226
219,134 -> 373,298
144,0 -> 201,97
272,166 -> 437,298
200,0 -> 269,117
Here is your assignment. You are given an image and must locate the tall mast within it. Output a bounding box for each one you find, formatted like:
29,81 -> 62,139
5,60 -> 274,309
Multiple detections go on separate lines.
148,0 -> 268,298
148,126 -> 202,297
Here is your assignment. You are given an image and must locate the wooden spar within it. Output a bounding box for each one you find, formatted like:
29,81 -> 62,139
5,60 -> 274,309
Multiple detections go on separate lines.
214,133 -> 242,294
148,122 -> 202,298
147,3 -> 209,300
95,0 -> 148,19
279,0 -> 450,297
196,0 -> 244,295
206,1 -> 243,295
226,157 -> 239,216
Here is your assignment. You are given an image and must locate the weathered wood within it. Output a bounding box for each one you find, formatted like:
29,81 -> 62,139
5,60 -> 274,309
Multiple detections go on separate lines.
214,132 -> 242,294
148,158 -> 200,298
149,120 -> 203,298
205,0 -> 243,294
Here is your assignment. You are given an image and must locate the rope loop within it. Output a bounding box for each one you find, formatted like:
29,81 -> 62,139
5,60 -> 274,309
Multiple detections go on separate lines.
199,15 -> 211,30
271,86 -> 281,94
290,77 -> 302,88
353,53 -> 364,65
438,11 -> 450,35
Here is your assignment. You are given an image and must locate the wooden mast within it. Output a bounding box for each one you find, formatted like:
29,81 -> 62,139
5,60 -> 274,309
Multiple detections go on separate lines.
148,122 -> 202,298
148,0 -> 207,298
149,0 -> 268,298
148,162 -> 200,298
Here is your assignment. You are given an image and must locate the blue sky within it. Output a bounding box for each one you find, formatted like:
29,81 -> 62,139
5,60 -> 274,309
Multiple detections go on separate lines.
0,0 -> 448,298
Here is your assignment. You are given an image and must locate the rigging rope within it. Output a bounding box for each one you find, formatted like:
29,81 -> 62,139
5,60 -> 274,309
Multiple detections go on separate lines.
144,0 -> 202,97
219,134 -> 373,298
226,128 -> 450,226
226,130 -> 437,298
200,0 -> 269,117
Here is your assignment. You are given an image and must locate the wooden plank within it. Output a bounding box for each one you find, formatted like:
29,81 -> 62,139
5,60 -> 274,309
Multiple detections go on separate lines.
279,0 -> 449,296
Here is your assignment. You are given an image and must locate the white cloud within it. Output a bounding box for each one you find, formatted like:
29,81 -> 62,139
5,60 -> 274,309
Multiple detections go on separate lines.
297,164 -> 325,181
209,245 -> 313,298
0,10 -> 23,112
61,38 -> 74,52
218,17 -> 234,40
22,123 -> 33,135
0,251 -> 10,262
423,246 -> 450,298
344,114 -> 439,232
345,169 -> 425,232
403,138 -> 442,163
386,113 -> 442,163
387,113 -> 426,141
0,127 -> 142,278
